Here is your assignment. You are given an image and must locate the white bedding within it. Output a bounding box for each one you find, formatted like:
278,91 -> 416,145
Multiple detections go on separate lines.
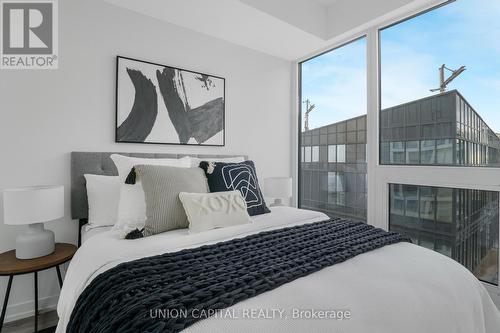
80,224 -> 113,244
57,207 -> 500,333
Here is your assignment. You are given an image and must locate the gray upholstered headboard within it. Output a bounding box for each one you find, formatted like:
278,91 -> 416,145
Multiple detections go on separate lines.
71,152 -> 247,220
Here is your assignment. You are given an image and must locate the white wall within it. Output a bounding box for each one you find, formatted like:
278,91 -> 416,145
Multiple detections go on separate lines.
0,0 -> 292,321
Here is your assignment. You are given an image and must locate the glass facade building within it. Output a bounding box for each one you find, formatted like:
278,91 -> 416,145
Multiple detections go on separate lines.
300,90 -> 500,284
300,115 -> 367,221
389,184 -> 499,285
380,90 -> 500,166
300,91 -> 500,221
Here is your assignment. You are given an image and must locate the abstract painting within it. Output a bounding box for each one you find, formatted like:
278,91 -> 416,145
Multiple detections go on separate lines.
116,56 -> 225,146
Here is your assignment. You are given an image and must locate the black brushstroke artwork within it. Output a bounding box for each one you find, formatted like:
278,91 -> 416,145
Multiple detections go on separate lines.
196,74 -> 215,90
187,97 -> 223,143
157,68 -> 224,144
116,68 -> 158,142
116,57 -> 225,146
155,67 -> 191,143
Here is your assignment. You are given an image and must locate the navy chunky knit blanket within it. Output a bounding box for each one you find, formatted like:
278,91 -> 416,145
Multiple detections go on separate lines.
67,218 -> 409,333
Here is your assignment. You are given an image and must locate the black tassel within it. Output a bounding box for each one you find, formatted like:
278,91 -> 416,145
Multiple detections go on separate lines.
199,161 -> 209,173
125,228 -> 144,239
125,167 -> 136,184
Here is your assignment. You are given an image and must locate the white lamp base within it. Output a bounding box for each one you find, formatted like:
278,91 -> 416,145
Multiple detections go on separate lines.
270,198 -> 284,207
15,223 -> 55,259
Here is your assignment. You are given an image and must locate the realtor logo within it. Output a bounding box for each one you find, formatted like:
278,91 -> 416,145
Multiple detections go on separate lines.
1,0 -> 58,69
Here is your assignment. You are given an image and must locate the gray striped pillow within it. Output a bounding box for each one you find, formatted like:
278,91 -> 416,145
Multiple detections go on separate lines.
134,165 -> 209,236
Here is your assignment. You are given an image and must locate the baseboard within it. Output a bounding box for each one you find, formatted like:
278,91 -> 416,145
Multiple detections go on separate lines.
4,294 -> 59,323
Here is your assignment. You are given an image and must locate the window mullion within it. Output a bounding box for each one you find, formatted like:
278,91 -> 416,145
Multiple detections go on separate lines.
366,27 -> 379,227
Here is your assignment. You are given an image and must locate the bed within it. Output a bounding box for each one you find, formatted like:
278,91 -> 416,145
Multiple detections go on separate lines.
80,224 -> 112,244
57,152 -> 500,333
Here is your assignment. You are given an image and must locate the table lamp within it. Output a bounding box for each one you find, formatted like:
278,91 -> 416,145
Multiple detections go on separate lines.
3,185 -> 64,259
264,177 -> 292,207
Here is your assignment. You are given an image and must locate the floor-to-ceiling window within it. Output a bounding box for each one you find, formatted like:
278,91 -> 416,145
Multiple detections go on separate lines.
379,0 -> 500,285
390,184 -> 498,285
297,0 -> 500,293
299,37 -> 367,221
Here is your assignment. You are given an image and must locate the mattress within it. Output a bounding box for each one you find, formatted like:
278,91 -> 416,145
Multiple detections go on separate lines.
58,207 -> 500,333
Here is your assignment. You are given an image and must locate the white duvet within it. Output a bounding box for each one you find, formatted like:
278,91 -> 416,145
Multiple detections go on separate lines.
57,207 -> 500,333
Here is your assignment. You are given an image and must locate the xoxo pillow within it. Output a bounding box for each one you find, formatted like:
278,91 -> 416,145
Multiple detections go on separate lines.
179,191 -> 252,233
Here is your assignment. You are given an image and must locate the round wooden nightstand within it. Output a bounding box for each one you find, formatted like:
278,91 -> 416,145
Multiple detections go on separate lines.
0,243 -> 77,332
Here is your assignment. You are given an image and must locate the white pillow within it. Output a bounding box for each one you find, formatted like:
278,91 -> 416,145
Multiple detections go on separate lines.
188,156 -> 245,167
179,191 -> 252,233
110,154 -> 192,230
84,174 -> 120,227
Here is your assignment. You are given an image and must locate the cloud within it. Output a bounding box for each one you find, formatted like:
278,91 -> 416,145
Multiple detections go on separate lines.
305,66 -> 367,129
379,0 -> 500,131
301,0 -> 500,132
380,41 -> 437,109
301,39 -> 367,129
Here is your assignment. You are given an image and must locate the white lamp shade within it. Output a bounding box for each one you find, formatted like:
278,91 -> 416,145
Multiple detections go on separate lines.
3,185 -> 64,225
264,177 -> 292,198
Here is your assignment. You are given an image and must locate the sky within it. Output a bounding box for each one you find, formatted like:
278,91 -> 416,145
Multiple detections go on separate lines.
301,0 -> 500,132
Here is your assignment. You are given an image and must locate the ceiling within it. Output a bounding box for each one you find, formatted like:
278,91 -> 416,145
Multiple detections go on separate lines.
104,0 -> 424,61
313,0 -> 339,6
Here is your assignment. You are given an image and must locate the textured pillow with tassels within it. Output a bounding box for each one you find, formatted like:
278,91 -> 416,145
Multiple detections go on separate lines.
134,165 -> 209,236
110,154 -> 191,233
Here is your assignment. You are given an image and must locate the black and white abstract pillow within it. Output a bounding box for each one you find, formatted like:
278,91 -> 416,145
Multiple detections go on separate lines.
199,161 -> 270,216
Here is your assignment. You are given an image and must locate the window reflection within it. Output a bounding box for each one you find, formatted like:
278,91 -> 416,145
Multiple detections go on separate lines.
420,140 -> 435,164
328,145 -> 336,163
390,184 -> 499,286
312,146 -> 319,162
379,92 -> 500,167
337,145 -> 346,163
406,141 -> 420,164
304,146 -> 311,163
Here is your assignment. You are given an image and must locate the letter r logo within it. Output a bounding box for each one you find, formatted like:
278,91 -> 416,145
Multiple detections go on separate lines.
2,2 -> 53,54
